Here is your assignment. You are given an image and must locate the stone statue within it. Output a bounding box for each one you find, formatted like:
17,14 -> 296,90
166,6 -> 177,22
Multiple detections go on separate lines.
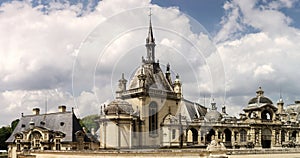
206,139 -> 227,158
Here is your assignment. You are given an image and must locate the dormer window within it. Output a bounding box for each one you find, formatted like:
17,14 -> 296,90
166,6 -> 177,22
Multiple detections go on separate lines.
262,110 -> 272,120
60,122 -> 64,126
40,121 -> 45,125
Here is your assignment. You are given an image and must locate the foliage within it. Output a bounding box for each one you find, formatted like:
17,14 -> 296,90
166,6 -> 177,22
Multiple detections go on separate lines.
0,119 -> 20,150
11,119 -> 19,132
80,114 -> 99,132
0,126 -> 11,150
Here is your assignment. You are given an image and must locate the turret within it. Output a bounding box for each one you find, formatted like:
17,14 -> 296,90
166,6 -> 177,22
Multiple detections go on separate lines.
116,73 -> 127,98
117,73 -> 127,92
144,9 -> 156,64
138,66 -> 146,88
165,63 -> 172,84
256,87 -> 264,97
173,74 -> 182,98
277,98 -> 284,114
211,99 -> 217,110
222,105 -> 226,114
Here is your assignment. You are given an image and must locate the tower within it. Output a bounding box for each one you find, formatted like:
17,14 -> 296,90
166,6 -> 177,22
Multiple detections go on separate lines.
173,74 -> 182,98
116,73 -> 127,98
165,63 -> 172,84
277,95 -> 284,114
144,9 -> 156,63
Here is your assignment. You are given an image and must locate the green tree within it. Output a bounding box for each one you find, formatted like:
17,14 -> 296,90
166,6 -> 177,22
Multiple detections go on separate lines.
0,119 -> 20,150
0,126 -> 11,150
11,119 -> 19,132
80,114 -> 99,132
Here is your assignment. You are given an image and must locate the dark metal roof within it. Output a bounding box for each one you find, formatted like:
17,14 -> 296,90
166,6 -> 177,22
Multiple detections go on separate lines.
128,63 -> 173,91
6,111 -> 89,143
205,110 -> 222,121
104,99 -> 133,115
248,96 -> 273,104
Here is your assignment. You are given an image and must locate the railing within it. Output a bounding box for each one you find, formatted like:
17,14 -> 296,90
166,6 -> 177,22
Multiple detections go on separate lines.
120,88 -> 178,99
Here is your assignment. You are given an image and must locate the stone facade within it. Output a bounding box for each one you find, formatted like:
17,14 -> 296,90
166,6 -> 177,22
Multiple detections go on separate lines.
97,16 -> 300,150
6,106 -> 99,158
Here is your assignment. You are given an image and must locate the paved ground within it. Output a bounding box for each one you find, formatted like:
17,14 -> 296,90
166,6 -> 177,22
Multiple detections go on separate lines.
229,153 -> 300,158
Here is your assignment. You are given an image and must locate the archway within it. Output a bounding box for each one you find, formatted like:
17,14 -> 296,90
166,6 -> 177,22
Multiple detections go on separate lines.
261,128 -> 272,148
261,110 -> 272,120
206,129 -> 215,144
292,131 -> 297,142
224,128 -> 232,147
187,128 -> 198,145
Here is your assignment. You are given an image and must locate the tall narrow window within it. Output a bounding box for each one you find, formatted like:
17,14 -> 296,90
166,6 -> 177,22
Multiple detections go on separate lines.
149,102 -> 158,136
240,129 -> 247,142
55,139 -> 61,150
172,129 -> 176,139
281,130 -> 286,142
29,131 -> 42,149
16,140 -> 21,151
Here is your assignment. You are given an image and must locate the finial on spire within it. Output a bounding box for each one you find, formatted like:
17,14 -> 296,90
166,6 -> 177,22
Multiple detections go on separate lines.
149,7 -> 152,18
211,98 -> 217,110
166,63 -> 170,72
256,86 -> 264,96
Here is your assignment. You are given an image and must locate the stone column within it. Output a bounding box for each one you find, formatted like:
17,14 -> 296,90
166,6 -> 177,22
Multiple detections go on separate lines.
231,130 -> 235,147
198,130 -> 202,145
250,128 -> 255,143
271,129 -> 276,148
256,129 -> 262,148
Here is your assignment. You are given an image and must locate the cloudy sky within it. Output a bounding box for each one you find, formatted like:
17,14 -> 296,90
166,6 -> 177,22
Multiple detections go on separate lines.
1,0 -> 300,126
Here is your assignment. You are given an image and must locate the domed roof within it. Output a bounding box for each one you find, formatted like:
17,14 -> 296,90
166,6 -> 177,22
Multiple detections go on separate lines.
248,96 -> 273,104
248,87 -> 273,105
205,110 -> 222,122
104,99 -> 133,115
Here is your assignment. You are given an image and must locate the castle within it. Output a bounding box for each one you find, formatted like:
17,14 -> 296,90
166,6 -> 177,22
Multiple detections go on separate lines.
97,15 -> 300,149
6,13 -> 300,158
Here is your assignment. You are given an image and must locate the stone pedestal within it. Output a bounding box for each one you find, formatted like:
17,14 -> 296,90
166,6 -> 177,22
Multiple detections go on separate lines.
206,140 -> 228,158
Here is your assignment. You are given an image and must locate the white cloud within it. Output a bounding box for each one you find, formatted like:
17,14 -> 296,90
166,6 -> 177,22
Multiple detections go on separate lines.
0,0 -> 223,125
216,0 -> 300,117
254,64 -> 275,77
2,0 -> 299,125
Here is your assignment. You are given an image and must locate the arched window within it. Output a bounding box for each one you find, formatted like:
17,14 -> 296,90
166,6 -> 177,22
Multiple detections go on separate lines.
292,131 -> 297,141
240,129 -> 247,142
149,102 -> 158,136
29,131 -> 42,149
261,110 -> 272,120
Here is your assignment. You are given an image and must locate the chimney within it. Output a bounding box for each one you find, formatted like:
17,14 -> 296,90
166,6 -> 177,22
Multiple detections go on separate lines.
277,98 -> 284,114
32,108 -> 40,115
59,105 -> 66,112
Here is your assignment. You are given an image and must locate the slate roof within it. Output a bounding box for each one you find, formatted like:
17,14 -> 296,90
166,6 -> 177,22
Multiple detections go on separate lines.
179,99 -> 207,121
104,99 -> 133,115
128,63 -> 173,91
205,109 -> 222,121
6,111 -> 89,143
248,96 -> 273,105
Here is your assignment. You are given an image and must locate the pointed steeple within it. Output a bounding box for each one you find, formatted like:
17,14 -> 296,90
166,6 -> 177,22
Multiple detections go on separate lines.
145,8 -> 156,63
146,14 -> 155,44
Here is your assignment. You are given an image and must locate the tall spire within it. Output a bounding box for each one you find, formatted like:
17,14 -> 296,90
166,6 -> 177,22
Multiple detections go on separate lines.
145,8 -> 156,63
146,8 -> 155,44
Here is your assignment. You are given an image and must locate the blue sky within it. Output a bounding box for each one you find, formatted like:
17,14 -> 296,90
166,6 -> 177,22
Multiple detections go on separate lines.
1,0 -> 300,126
152,0 -> 226,34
